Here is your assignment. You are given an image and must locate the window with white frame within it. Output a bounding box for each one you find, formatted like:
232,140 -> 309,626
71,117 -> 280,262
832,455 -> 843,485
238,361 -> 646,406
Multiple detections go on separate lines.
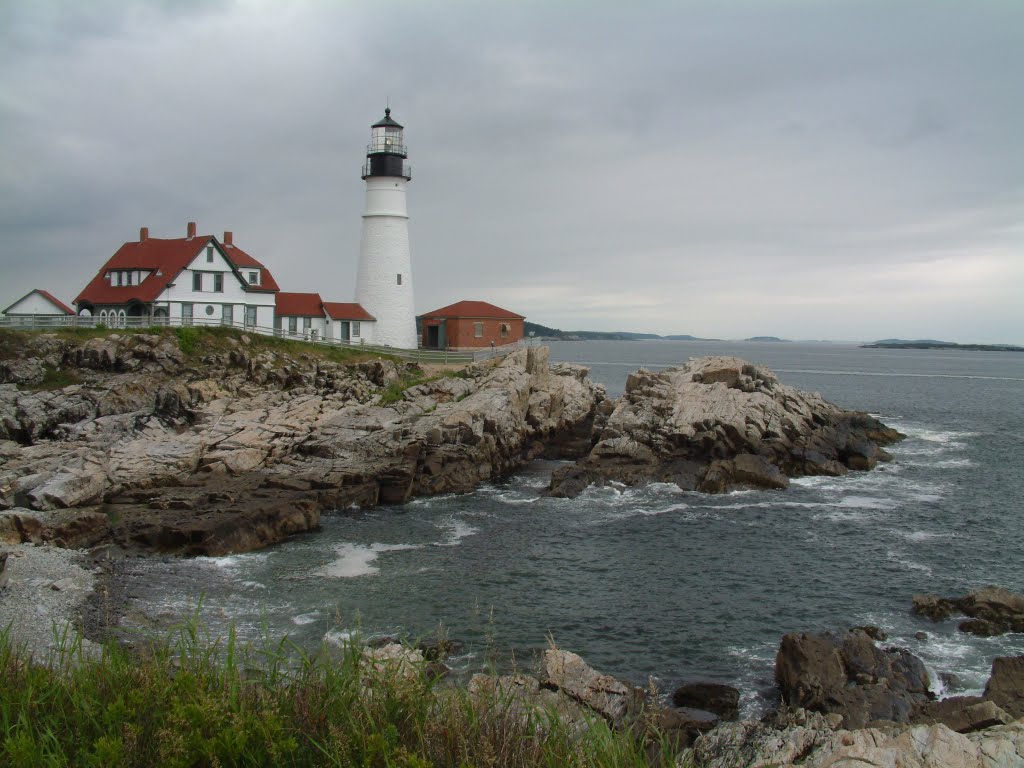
214,273 -> 223,292
207,246 -> 214,263
181,303 -> 193,325
474,322 -> 483,338
351,321 -> 361,337
288,317 -> 297,334
193,272 -> 202,291
248,271 -> 258,285
500,323 -> 510,338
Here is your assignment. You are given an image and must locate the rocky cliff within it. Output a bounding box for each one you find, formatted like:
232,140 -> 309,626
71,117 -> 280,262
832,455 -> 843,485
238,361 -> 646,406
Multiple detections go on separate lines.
0,330 -> 604,555
550,355 -> 903,497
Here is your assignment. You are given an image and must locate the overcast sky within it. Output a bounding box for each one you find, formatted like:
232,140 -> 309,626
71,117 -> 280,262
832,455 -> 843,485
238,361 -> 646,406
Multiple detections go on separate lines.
2,0 -> 1022,342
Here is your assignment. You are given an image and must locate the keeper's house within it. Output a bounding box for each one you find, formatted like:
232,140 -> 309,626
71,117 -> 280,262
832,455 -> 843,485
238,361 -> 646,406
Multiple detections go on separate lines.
2,289 -> 74,322
419,300 -> 525,349
74,223 -> 280,329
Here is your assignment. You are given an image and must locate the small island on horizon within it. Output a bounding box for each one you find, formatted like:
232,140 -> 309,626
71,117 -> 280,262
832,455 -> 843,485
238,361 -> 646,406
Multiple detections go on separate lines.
524,323 -> 1022,351
863,339 -> 1024,353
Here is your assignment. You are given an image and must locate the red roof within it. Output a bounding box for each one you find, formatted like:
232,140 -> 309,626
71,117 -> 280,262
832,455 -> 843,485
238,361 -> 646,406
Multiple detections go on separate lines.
2,289 -> 75,315
323,302 -> 374,321
37,290 -> 75,314
275,292 -> 324,317
224,244 -> 280,291
420,300 -> 524,320
75,233 -> 280,307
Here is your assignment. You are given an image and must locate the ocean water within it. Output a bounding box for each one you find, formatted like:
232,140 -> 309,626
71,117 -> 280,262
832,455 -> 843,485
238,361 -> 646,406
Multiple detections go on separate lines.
116,341 -> 1024,713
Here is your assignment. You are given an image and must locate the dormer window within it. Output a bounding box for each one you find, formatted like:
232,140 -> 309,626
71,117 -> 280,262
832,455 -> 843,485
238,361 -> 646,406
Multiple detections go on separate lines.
248,271 -> 258,285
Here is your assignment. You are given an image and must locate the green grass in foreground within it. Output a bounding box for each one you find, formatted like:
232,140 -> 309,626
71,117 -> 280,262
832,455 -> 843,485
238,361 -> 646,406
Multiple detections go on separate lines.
0,623 -> 672,767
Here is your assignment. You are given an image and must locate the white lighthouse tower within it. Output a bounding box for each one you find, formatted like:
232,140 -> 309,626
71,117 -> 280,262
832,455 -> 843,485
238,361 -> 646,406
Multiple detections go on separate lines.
355,108 -> 417,348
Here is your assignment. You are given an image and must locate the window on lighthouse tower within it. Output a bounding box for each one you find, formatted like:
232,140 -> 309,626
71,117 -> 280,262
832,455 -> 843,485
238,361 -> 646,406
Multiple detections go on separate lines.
397,274 -> 402,285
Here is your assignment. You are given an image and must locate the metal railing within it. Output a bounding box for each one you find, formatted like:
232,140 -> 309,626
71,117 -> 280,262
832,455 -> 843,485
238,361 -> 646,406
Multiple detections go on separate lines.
360,161 -> 412,180
0,314 -> 529,365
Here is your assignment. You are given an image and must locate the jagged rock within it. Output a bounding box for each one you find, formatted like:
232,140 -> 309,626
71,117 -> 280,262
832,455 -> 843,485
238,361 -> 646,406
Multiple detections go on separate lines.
672,682 -> 741,720
361,643 -> 426,684
0,551 -> 8,589
0,509 -> 43,544
986,656 -> 1024,718
913,586 -> 1024,636
683,715 -> 1024,768
853,625 -> 889,641
28,471 -> 107,510
41,509 -> 110,549
541,648 -> 647,730
549,356 -> 901,497
0,336 -> 604,556
468,673 -> 593,738
775,629 -> 932,729
915,697 -> 1013,733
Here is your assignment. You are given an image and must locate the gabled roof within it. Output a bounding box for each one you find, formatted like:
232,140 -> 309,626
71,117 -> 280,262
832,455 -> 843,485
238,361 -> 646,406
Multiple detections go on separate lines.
323,302 -> 375,321
275,292 -> 325,317
420,300 -> 525,320
224,244 -> 280,292
2,289 -> 74,315
75,232 -> 281,307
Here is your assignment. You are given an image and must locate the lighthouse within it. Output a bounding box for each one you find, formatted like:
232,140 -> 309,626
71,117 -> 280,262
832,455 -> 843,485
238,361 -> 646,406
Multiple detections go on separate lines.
355,108 -> 417,348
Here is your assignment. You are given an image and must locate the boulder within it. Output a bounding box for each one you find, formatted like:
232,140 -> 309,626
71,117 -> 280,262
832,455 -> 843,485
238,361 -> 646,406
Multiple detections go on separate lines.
985,656 -> 1024,718
28,471 -> 107,510
549,356 -> 902,497
775,629 -> 932,729
671,682 -> 740,720
915,696 -> 1013,733
912,586 -> 1024,636
541,648 -> 647,730
683,711 -> 1024,768
0,550 -> 8,589
468,673 -> 592,739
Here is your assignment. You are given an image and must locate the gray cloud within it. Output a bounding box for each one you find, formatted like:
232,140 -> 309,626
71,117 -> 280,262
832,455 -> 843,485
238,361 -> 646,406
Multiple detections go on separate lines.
2,0 -> 1022,342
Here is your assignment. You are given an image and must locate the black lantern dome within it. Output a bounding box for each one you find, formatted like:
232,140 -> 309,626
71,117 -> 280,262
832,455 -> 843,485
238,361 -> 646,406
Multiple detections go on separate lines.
362,108 -> 411,180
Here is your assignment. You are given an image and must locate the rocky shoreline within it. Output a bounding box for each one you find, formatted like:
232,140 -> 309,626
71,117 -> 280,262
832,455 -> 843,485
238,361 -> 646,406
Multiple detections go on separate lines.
5,329 -> 1020,764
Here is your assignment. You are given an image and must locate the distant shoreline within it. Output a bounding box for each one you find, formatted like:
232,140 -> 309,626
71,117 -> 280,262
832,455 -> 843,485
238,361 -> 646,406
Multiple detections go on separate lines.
862,341 -> 1024,353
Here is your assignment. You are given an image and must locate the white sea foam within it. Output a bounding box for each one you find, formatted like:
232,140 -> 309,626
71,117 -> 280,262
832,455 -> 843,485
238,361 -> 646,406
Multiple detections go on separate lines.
324,628 -> 355,646
835,495 -> 898,510
435,518 -> 480,546
319,542 -> 420,578
239,580 -> 266,590
885,550 -> 933,576
292,612 -> 319,626
932,458 -> 974,469
897,529 -> 954,543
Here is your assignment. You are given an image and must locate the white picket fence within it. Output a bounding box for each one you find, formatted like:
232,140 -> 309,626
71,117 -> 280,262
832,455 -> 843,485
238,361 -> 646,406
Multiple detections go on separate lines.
0,314 -> 529,365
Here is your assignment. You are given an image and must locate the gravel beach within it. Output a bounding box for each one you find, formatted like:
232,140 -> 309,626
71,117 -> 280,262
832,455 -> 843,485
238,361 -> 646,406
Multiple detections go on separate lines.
0,543 -> 101,659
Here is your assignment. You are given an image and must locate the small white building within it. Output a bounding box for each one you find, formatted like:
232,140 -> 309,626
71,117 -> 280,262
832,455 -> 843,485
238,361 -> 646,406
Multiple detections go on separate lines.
74,223 -> 280,329
274,293 -> 375,343
2,289 -> 75,322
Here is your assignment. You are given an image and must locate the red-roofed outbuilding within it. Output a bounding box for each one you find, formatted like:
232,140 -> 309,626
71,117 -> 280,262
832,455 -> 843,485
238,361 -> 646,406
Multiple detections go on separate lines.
418,300 -> 525,349
2,289 -> 75,317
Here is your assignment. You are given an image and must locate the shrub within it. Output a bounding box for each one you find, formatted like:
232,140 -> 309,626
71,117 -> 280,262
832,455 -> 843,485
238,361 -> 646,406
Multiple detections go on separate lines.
174,326 -> 201,355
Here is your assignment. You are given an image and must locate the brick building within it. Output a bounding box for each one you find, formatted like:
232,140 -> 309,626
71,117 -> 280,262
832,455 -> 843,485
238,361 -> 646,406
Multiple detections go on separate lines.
419,300 -> 525,349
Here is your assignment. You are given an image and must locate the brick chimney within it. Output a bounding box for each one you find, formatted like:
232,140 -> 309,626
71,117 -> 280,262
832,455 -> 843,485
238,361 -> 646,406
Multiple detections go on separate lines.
140,226 -> 149,242
186,221 -> 197,240
223,231 -> 233,247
